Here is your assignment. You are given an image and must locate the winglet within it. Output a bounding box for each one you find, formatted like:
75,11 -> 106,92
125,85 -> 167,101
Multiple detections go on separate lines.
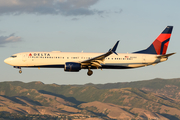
110,41 -> 119,55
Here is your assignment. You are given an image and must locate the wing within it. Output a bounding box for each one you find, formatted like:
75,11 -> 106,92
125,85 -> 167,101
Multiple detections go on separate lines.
81,41 -> 119,68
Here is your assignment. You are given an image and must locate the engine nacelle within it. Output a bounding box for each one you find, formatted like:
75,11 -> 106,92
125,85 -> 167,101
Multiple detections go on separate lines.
64,62 -> 81,72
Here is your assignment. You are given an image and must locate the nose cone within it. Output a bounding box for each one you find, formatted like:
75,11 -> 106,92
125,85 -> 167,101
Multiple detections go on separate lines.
4,58 -> 11,65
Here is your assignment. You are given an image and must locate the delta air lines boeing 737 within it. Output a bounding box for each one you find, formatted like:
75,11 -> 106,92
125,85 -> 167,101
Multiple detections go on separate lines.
4,26 -> 175,76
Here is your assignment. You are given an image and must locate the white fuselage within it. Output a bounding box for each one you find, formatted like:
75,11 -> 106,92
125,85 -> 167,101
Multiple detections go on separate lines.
4,26 -> 174,76
4,51 -> 166,69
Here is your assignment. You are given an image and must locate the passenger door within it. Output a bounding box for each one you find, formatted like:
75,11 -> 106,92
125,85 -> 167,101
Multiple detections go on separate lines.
22,54 -> 27,62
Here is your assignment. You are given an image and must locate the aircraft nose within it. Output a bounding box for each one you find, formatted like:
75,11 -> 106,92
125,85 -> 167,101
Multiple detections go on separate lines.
4,58 -> 10,64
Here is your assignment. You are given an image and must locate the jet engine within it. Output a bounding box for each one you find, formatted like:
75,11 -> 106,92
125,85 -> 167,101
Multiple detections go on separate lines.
64,62 -> 81,72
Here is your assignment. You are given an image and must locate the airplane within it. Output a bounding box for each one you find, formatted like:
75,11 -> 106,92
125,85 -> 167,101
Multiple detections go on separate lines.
4,26 -> 175,76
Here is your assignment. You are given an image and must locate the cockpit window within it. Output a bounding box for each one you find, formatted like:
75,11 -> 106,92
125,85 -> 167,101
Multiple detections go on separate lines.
11,55 -> 17,58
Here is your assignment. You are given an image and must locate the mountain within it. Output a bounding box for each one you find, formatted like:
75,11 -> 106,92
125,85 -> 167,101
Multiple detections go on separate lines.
0,78 -> 180,119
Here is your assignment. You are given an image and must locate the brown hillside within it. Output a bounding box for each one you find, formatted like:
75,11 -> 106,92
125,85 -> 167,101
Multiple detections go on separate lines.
80,101 -> 168,120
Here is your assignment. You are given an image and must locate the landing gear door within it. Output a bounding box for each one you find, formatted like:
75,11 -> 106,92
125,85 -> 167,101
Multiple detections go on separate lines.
22,54 -> 27,62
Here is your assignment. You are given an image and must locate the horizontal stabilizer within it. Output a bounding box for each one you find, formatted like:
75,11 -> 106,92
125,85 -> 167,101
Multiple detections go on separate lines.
156,52 -> 176,58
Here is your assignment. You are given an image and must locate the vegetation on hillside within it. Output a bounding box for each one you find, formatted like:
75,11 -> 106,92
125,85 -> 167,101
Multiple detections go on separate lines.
0,78 -> 180,119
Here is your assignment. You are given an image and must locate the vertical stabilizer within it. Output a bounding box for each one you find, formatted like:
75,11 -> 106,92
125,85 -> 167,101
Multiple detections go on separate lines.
134,26 -> 173,55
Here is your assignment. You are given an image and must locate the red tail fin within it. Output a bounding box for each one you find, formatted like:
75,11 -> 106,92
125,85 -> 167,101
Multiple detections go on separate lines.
134,26 -> 173,55
153,26 -> 173,55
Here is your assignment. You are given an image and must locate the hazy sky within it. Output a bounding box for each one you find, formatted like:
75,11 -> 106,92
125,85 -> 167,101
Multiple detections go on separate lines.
0,0 -> 179,85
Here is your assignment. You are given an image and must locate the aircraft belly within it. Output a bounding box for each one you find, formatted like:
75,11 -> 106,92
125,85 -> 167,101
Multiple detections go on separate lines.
101,63 -> 146,69
28,64 -> 65,68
